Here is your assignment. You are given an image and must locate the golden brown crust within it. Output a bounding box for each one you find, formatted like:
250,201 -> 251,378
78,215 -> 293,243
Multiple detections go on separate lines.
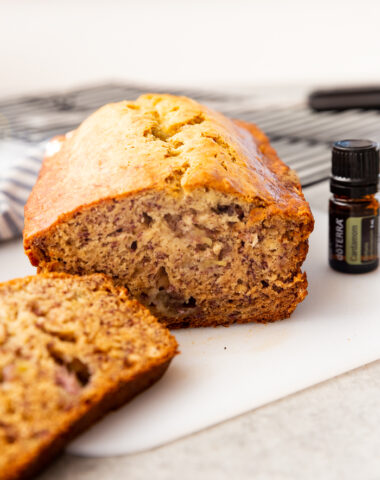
24,94 -> 313,261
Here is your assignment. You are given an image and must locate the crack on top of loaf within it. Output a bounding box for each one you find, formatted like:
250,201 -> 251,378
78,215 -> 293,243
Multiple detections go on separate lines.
144,113 -> 205,145
125,103 -> 140,110
138,100 -> 207,184
201,133 -> 238,164
129,96 -> 233,188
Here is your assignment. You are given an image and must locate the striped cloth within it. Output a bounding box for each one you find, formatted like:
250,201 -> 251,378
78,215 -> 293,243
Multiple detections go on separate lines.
0,146 -> 43,240
1,83 -> 379,241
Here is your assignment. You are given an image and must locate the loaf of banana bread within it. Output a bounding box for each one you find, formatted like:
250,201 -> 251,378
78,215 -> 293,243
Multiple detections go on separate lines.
0,273 -> 177,480
24,94 -> 314,328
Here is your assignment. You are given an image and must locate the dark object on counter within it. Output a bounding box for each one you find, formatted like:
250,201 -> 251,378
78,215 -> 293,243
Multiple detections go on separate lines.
329,139 -> 379,273
309,86 -> 380,111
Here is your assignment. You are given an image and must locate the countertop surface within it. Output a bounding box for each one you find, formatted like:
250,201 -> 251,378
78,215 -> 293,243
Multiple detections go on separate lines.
36,182 -> 380,480
40,360 -> 380,480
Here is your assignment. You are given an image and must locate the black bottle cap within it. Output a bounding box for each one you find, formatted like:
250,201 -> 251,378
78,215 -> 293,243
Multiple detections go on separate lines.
330,139 -> 379,196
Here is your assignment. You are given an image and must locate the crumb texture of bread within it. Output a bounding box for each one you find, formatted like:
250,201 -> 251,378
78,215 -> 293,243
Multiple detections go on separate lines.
24,94 -> 314,327
0,273 -> 177,480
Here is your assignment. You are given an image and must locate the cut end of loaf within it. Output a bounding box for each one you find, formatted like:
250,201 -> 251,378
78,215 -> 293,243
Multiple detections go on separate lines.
27,189 -> 313,328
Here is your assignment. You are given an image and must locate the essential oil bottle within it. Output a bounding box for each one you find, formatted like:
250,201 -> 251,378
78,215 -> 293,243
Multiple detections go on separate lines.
329,139 -> 379,273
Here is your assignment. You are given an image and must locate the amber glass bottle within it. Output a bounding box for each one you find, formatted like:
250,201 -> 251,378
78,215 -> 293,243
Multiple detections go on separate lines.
329,139 -> 379,273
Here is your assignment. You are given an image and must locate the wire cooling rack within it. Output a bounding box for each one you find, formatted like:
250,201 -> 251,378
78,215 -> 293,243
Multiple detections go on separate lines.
1,82 -> 379,187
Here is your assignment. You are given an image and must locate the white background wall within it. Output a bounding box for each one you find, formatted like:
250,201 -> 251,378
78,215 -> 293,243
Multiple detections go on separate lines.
0,0 -> 380,96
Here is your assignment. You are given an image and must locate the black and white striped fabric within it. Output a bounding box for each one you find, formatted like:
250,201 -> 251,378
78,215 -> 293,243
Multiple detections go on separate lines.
0,147 -> 43,240
1,83 -> 379,241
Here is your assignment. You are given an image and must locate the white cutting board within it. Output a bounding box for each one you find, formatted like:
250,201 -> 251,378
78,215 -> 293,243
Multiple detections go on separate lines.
0,209 -> 379,457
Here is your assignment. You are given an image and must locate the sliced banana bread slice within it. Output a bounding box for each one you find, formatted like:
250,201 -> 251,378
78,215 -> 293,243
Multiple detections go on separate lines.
0,273 -> 177,480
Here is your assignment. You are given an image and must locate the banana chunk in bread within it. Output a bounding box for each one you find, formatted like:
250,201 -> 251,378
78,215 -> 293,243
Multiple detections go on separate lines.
0,273 -> 177,480
24,94 -> 314,328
